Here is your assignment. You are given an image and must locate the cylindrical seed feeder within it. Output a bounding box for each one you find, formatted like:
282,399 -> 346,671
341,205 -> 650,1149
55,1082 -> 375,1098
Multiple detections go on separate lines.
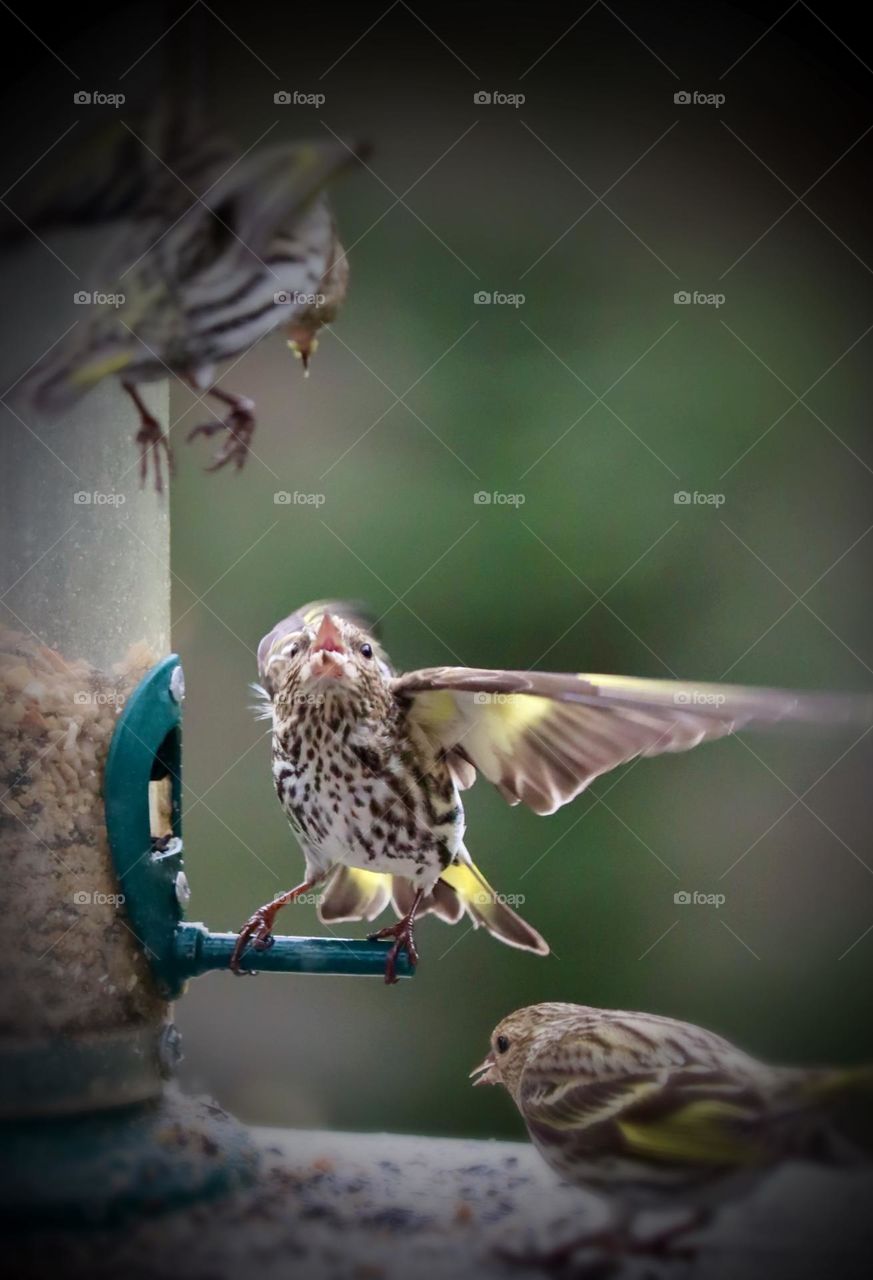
0,375 -> 410,1226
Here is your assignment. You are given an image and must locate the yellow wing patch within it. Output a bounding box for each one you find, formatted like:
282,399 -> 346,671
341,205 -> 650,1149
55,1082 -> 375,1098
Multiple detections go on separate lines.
618,1100 -> 758,1166
69,351 -> 134,387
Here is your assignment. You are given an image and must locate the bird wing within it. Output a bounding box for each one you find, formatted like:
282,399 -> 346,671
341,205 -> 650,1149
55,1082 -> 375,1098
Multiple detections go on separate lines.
199,141 -> 368,262
394,667 -> 872,815
522,1073 -> 769,1168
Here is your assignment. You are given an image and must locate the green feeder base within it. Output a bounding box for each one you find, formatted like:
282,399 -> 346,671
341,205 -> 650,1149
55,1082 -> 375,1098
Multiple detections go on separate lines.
0,1088 -> 260,1228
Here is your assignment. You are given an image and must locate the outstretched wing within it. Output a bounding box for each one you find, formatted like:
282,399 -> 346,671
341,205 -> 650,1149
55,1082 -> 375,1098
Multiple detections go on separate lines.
394,667 -> 872,815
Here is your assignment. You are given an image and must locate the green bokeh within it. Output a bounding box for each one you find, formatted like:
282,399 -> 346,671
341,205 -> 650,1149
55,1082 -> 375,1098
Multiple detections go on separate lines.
170,9 -> 873,1139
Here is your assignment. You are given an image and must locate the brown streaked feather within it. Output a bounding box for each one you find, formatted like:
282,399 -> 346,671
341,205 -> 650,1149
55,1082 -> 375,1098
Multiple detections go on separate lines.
395,668 -> 872,816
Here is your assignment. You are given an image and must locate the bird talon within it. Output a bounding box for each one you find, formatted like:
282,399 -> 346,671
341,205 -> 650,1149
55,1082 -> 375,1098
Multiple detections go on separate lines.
188,398 -> 256,472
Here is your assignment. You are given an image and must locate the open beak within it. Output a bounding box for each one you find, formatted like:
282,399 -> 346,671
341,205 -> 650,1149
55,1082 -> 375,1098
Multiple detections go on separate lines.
287,330 -> 318,377
469,1052 -> 498,1087
310,613 -> 346,679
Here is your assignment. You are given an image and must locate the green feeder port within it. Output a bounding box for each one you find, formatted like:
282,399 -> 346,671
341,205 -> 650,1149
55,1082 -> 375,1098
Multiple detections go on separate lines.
103,653 -> 413,995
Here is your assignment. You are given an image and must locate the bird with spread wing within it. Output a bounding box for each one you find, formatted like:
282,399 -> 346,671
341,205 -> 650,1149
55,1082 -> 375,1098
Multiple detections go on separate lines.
231,599 -> 872,983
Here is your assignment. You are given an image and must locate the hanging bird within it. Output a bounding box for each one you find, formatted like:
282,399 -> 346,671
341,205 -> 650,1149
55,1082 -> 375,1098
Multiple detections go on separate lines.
12,109 -> 366,488
231,599 -> 872,984
470,1002 -> 873,1264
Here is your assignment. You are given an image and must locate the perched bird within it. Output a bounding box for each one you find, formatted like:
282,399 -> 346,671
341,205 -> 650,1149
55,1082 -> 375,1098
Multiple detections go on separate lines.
13,110 -> 364,487
232,599 -> 871,983
471,1002 -> 873,1260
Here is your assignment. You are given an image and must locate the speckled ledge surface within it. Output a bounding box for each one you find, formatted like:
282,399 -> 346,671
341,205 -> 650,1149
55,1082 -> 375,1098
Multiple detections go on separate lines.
9,1111 -> 873,1280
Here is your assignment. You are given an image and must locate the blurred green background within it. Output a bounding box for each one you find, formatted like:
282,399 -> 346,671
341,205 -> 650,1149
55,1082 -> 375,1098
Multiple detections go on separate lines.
151,2 -> 873,1140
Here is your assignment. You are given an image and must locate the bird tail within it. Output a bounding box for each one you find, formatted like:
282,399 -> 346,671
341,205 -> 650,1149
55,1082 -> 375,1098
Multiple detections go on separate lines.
317,861 -> 549,956
788,1064 -> 873,1161
438,860 -> 550,955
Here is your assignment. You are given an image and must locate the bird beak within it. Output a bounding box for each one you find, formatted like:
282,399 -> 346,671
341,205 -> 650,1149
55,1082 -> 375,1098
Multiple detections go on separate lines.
469,1052 -> 498,1087
287,331 -> 318,377
310,613 -> 347,679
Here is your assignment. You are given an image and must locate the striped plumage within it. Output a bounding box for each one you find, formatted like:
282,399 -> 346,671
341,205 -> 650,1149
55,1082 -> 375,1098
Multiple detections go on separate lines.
472,1002 -> 873,1216
232,600 -> 871,983
16,110 -> 365,485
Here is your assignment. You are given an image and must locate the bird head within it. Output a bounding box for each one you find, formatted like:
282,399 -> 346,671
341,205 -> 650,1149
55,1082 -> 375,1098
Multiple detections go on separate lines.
258,599 -> 392,715
470,1003 -> 583,1102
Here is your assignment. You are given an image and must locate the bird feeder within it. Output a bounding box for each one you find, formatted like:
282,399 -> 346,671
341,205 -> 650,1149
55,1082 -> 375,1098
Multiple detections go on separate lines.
0,380 -> 409,1228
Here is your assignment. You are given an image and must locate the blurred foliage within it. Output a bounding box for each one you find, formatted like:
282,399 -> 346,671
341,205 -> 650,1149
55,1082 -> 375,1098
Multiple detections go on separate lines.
170,3 -> 873,1139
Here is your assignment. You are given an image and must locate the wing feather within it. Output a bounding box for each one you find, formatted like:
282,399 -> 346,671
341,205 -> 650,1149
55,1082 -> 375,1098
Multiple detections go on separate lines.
394,668 -> 871,815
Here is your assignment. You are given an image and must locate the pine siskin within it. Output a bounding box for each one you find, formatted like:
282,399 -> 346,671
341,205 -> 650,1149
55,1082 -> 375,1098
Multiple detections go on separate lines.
231,599 -> 872,983
15,110 -> 365,487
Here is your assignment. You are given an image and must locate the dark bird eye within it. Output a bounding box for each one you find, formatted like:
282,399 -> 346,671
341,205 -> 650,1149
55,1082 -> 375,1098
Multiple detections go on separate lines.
360,643 -> 373,659
496,1035 -> 510,1054
287,643 -> 299,658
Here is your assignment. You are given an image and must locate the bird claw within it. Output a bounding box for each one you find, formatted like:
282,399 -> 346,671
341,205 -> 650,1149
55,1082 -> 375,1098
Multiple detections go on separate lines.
188,401 -> 256,472
368,916 -> 420,984
134,415 -> 173,493
229,908 -> 275,975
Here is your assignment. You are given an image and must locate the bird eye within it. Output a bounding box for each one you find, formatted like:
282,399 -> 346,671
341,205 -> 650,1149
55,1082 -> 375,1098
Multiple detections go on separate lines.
286,643 -> 299,658
360,643 -> 373,659
496,1035 -> 510,1054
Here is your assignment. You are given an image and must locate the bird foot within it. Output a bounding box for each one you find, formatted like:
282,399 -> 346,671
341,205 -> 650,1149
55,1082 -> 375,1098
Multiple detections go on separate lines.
229,907 -> 277,975
496,1213 -> 702,1275
187,396 -> 256,472
368,914 -> 420,984
124,381 -> 173,492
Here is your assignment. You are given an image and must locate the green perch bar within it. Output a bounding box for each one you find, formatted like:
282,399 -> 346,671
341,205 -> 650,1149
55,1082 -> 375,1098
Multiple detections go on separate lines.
175,923 -> 414,979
